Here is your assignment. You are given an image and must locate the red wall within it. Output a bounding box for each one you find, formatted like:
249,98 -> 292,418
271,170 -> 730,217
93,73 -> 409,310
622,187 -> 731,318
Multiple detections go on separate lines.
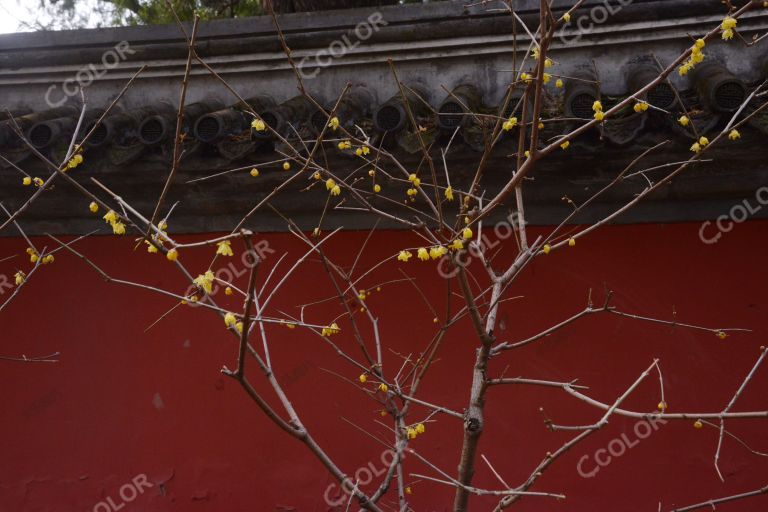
1,221 -> 766,512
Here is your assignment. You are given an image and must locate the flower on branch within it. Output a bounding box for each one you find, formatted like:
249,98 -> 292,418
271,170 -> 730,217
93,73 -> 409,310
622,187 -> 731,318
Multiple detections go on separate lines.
251,118 -> 266,131
321,323 -> 340,336
216,240 -> 234,257
193,270 -> 215,295
397,250 -> 412,262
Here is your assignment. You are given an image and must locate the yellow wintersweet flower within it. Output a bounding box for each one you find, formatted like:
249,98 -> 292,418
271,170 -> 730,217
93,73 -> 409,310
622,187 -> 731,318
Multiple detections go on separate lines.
313,171 -> 321,180
355,147 -> 363,157
520,72 -> 532,84
14,271 -> 25,286
330,185 -> 341,196
328,116 -> 340,130
449,239 -> 464,251
250,168 -> 259,177
282,162 -> 291,171
462,227 -> 473,240
406,427 -> 417,440
544,57 -> 554,68
542,244 -> 551,255
224,312 -> 237,328
721,16 -> 737,30
225,286 -> 233,296
728,129 -> 741,140
33,177 -> 44,187
235,321 -> 244,334
633,101 -> 649,113
568,238 -> 576,247
694,419 -> 703,429
359,373 -> 367,383
251,119 -> 266,131
716,331 -> 727,339
678,63 -> 693,76
502,117 -> 518,131
146,241 -> 158,253
543,73 -> 551,85
112,221 -> 126,235
562,12 -> 571,22
445,186 -> 454,201
30,253 -> 39,263
406,188 -> 417,197
560,140 -> 570,150
429,246 -> 447,260
555,79 -> 564,88
42,255 -> 54,264
699,136 -> 709,147
373,184 -> 381,193
89,202 -> 99,213
22,176 -> 32,186
695,39 -> 706,49
193,270 -> 215,294
722,28 -> 734,40
690,142 -> 701,153
397,250 -> 412,262
337,140 -> 351,150
166,248 -> 179,261
592,100 -> 603,113
321,323 -> 341,336
678,115 -> 690,127
417,248 -> 429,261
103,210 -> 118,224
325,178 -> 336,191
415,423 -> 425,434
216,240 -> 234,257
379,383 -> 389,393
594,111 -> 605,121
